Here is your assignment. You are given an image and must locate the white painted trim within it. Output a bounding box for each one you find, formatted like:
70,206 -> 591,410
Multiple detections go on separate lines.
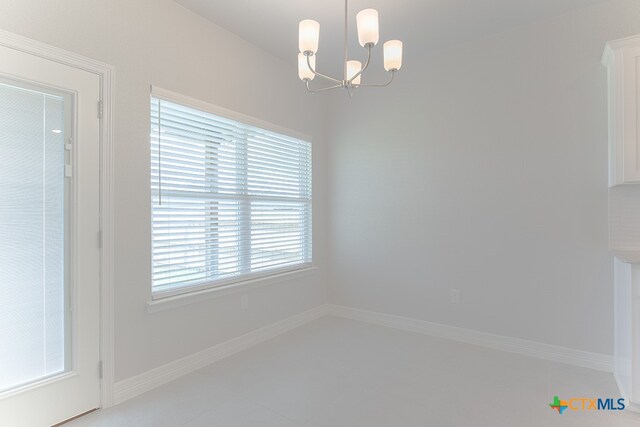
615,371 -> 630,401
147,267 -> 318,313
0,29 -> 112,77
327,305 -> 614,372
98,63 -> 115,409
612,250 -> 640,264
603,34 -> 640,56
0,372 -> 77,400
602,43 -> 614,68
113,305 -> 329,404
0,29 -> 116,408
152,264 -> 315,301
150,85 -> 312,142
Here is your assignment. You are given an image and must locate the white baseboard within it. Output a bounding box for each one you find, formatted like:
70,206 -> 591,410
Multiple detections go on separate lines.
113,303 -> 615,406
614,371 -> 629,399
327,305 -> 614,372
615,371 -> 640,413
113,305 -> 329,405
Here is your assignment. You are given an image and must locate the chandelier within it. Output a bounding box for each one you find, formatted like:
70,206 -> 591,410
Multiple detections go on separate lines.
297,0 -> 403,95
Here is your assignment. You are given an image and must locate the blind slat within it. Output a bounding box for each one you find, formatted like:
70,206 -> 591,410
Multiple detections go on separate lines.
154,258 -> 308,286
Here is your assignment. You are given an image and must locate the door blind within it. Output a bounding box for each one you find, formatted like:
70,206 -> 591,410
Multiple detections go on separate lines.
151,95 -> 312,297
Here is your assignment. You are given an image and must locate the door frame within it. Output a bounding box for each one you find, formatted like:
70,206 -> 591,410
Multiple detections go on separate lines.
0,29 -> 116,408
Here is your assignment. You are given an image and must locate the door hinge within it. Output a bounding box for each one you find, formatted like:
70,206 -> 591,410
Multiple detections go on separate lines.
98,230 -> 103,249
98,100 -> 103,119
98,361 -> 103,379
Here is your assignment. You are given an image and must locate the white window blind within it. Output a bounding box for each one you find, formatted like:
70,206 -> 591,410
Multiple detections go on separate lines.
150,93 -> 312,298
0,81 -> 67,392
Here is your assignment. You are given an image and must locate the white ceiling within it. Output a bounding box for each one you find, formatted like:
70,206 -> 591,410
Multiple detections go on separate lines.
175,0 -> 609,77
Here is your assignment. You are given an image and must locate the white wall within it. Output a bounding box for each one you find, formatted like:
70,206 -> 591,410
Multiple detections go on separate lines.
327,0 -> 640,355
0,0 -> 328,382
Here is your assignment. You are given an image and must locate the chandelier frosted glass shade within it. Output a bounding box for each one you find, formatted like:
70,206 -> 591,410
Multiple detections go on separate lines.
298,53 -> 316,81
356,9 -> 379,47
299,20 -> 320,54
383,40 -> 403,71
297,0 -> 403,95
346,60 -> 362,85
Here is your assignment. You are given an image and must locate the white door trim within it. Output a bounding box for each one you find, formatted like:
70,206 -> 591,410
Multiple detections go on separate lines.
0,29 -> 116,408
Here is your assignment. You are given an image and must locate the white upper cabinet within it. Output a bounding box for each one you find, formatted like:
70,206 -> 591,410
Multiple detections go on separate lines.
603,35 -> 640,187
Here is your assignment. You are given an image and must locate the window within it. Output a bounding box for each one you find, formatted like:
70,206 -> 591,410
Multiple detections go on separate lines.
150,90 -> 312,298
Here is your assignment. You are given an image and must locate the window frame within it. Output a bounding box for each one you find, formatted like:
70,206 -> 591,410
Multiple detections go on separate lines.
149,86 -> 313,300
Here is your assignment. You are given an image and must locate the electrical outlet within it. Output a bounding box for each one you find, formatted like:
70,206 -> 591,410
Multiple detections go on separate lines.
241,294 -> 248,310
450,289 -> 460,304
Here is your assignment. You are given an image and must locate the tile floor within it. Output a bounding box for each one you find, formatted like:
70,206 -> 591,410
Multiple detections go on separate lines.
69,316 -> 640,426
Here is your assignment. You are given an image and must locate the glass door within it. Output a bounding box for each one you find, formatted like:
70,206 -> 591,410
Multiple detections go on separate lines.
0,79 -> 72,395
0,41 -> 101,426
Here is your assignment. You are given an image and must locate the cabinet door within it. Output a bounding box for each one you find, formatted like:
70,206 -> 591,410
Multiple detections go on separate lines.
623,46 -> 640,183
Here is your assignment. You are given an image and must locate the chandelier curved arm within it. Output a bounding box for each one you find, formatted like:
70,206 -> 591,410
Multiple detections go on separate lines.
353,70 -> 396,88
306,54 -> 343,84
347,45 -> 372,85
305,80 -> 343,93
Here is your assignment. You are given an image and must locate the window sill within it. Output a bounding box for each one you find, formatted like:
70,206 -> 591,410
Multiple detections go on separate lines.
146,266 -> 318,314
